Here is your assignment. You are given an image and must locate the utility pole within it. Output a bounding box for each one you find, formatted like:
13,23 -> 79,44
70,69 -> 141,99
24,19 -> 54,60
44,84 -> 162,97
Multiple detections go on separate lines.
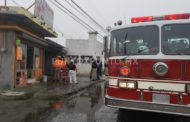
5,0 -> 7,6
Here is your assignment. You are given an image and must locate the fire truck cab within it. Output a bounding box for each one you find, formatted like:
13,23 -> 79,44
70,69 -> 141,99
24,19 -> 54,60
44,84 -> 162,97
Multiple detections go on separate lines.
105,13 -> 190,116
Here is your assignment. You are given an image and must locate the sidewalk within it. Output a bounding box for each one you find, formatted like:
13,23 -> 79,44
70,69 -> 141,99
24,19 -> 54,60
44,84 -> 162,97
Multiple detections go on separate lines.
0,75 -> 106,122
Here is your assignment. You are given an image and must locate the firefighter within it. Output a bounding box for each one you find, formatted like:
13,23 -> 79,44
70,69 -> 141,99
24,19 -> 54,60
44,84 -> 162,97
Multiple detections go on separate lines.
53,56 -> 67,81
90,58 -> 97,81
68,59 -> 77,84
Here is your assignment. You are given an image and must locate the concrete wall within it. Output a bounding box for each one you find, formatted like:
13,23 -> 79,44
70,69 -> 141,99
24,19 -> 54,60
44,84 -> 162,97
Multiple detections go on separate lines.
0,31 -> 15,91
66,32 -> 103,75
66,39 -> 89,55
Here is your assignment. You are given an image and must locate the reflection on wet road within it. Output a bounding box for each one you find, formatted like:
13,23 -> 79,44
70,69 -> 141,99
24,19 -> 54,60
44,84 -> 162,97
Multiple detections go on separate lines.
39,83 -> 190,122
42,83 -> 118,122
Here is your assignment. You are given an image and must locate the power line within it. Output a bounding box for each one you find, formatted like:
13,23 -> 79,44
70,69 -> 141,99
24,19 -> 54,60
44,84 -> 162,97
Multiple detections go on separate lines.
54,0 -> 97,32
65,0 -> 88,20
11,0 -> 35,10
10,0 -> 20,6
54,0 -> 104,38
10,0 -> 104,38
84,0 -> 110,24
49,0 -> 93,32
65,0 -> 104,34
10,0 -> 67,38
70,0 -> 107,34
65,0 -> 106,38
70,0 -> 107,33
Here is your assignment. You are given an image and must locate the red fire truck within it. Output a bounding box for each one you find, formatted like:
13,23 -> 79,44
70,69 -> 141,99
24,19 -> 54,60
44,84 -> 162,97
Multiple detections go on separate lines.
105,13 -> 190,116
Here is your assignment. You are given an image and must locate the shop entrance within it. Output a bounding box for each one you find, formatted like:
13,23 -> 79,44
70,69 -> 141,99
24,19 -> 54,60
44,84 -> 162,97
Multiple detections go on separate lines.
15,43 -> 43,86
27,46 -> 34,78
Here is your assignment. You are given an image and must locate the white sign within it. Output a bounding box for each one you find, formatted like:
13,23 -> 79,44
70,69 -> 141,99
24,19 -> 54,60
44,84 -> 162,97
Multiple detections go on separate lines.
34,0 -> 54,28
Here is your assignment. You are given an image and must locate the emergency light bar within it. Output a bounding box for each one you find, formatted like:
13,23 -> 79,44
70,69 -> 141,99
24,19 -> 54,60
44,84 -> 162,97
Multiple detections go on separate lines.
131,16 -> 153,23
164,13 -> 190,20
131,13 -> 190,23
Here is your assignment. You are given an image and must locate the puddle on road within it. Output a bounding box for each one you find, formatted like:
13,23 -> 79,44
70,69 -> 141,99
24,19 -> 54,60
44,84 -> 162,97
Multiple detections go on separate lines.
22,82 -> 190,122
48,84 -> 104,122
23,83 -> 104,122
23,107 -> 51,122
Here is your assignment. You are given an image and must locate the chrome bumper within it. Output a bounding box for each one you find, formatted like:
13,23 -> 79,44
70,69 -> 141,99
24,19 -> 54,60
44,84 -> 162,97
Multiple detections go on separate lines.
105,95 -> 190,116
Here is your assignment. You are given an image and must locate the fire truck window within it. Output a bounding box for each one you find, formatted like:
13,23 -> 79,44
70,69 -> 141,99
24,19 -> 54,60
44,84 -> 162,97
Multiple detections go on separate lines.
162,24 -> 190,55
110,37 -> 117,56
110,26 -> 159,56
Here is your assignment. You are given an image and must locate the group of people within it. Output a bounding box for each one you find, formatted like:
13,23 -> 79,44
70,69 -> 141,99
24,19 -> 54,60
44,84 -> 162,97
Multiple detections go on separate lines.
54,56 -> 108,84
68,56 -> 105,83
53,56 -> 78,84
68,56 -> 107,83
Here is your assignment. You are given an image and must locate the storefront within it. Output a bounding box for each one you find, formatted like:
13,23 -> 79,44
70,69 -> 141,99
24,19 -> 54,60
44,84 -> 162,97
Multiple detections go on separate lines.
15,35 -> 45,86
0,7 -> 57,90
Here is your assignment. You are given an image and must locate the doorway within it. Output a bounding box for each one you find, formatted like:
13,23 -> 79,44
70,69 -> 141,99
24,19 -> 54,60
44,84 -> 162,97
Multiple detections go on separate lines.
27,46 -> 34,78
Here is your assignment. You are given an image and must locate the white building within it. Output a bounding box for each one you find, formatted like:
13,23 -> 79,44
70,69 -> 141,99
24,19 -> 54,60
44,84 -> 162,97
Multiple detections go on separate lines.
66,32 -> 103,75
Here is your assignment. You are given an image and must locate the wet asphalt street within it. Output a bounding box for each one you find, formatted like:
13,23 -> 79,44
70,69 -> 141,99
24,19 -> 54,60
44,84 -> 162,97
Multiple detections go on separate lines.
38,83 -> 190,122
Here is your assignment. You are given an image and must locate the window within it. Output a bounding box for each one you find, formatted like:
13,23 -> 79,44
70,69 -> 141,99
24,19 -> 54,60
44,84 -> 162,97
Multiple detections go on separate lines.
34,47 -> 40,68
110,26 -> 159,56
162,24 -> 190,55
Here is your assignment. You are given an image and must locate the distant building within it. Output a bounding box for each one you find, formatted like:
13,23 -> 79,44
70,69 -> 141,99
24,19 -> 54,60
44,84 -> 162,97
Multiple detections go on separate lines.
66,32 -> 103,75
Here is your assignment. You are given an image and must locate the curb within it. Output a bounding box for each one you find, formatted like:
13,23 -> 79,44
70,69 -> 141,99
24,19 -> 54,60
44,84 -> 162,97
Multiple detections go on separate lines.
42,79 -> 106,101
64,79 -> 106,96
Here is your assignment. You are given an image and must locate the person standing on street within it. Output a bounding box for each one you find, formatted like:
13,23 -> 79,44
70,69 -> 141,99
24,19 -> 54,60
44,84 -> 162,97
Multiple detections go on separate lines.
90,58 -> 97,81
68,60 -> 78,84
96,56 -> 102,80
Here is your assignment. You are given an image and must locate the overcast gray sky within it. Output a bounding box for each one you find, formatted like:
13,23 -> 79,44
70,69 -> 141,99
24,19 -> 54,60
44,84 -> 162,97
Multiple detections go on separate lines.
1,0 -> 190,46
